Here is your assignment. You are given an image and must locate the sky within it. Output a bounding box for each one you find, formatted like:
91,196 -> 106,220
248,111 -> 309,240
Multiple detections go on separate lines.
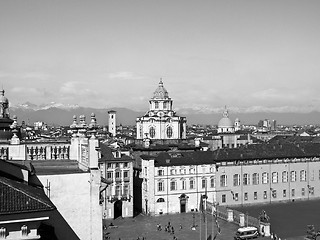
1,0 -> 320,113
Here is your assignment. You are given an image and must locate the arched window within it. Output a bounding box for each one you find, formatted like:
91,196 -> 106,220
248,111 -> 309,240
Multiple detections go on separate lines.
166,126 -> 173,138
149,127 -> 156,138
157,198 -> 165,202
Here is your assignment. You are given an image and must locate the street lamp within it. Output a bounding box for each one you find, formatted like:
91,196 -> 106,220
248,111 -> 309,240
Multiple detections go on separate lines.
191,212 -> 196,230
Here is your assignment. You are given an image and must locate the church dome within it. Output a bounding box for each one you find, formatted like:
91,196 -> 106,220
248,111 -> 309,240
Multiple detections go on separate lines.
218,107 -> 233,128
218,117 -> 233,128
152,79 -> 169,99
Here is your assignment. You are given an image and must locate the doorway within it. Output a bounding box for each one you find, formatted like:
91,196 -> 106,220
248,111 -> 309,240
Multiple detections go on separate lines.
179,194 -> 188,213
114,200 -> 122,219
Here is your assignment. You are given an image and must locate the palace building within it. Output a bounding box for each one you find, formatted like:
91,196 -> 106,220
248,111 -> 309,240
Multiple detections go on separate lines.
139,142 -> 320,216
136,80 -> 187,140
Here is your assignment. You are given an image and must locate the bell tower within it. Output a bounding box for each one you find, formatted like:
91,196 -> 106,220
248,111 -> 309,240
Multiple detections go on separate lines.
108,110 -> 116,137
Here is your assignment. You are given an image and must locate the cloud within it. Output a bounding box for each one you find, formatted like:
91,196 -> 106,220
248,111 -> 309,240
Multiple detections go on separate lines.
0,71 -> 51,81
59,81 -> 98,99
108,72 -> 145,80
11,87 -> 41,95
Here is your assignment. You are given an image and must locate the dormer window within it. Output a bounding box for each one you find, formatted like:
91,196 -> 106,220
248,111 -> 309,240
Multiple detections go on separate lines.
0,227 -> 6,238
21,225 -> 28,237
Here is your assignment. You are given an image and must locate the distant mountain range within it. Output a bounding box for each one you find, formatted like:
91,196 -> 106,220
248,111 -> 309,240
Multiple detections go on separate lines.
9,102 -> 320,126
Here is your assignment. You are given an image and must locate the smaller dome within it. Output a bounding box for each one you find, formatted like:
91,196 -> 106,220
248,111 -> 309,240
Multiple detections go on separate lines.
152,79 -> 169,99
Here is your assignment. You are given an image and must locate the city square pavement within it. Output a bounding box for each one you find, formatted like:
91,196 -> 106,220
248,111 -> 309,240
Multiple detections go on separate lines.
103,212 -> 277,240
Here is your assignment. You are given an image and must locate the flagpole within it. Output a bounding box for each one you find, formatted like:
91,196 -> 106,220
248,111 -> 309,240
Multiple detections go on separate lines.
200,204 -> 202,240
205,184 -> 208,240
205,196 -> 207,240
212,202 -> 214,240
200,194 -> 202,240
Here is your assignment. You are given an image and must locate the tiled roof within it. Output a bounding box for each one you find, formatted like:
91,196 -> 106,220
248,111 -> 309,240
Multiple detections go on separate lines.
0,176 -> 55,215
147,142 -> 320,167
213,143 -> 320,161
9,160 -> 85,175
154,151 -> 215,167
99,143 -> 133,162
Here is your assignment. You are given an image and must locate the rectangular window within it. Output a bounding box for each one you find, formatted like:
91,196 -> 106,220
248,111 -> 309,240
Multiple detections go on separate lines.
283,189 -> 287,197
243,173 -> 250,185
210,178 -> 215,188
292,189 -> 295,197
234,193 -> 239,201
282,171 -> 288,183
155,101 -> 159,109
158,182 -> 164,192
182,180 -> 186,190
254,192 -> 258,200
300,170 -> 306,182
262,172 -> 269,184
252,173 -> 259,185
123,171 -> 129,178
220,175 -> 227,187
123,185 -> 129,195
107,163 -> 112,169
272,172 -> 278,183
202,179 -> 207,189
124,163 -> 128,168
107,171 -> 113,179
309,187 -> 315,195
233,174 -> 240,186
302,188 -> 305,196
222,194 -> 226,203
170,181 -> 176,191
263,191 -> 268,199
290,171 -> 296,182
115,185 -> 121,196
158,169 -> 164,176
115,171 -> 120,179
163,101 -> 167,109
190,179 -> 194,189
244,192 -> 248,201
272,190 -> 277,198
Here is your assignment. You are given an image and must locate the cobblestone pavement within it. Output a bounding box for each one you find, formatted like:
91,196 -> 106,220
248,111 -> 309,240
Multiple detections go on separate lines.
103,212 -> 279,240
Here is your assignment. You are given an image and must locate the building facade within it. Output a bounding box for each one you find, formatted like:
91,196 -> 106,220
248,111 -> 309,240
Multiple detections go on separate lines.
98,144 -> 134,219
139,143 -> 320,216
140,151 -> 216,216
136,80 -> 187,140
